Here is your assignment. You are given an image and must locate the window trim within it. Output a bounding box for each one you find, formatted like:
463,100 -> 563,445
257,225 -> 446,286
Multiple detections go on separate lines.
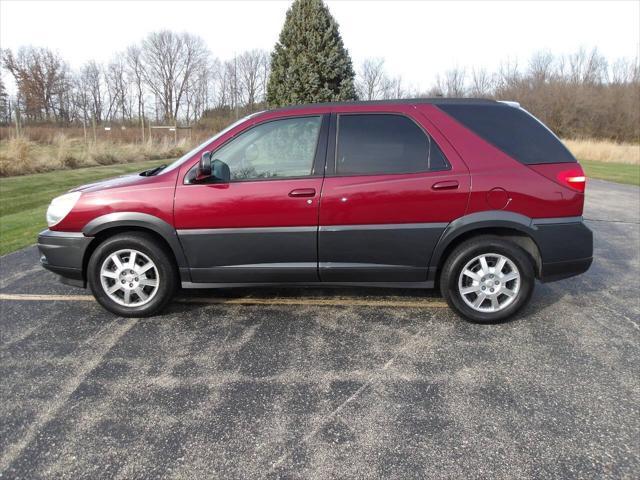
184,114 -> 329,184
327,112 -> 451,178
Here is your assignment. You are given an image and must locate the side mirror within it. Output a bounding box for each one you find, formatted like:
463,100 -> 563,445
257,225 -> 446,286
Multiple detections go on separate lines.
211,159 -> 231,183
195,152 -> 212,181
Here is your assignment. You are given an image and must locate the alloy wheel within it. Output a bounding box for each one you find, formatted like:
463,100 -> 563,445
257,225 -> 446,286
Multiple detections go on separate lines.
99,249 -> 160,307
457,253 -> 521,313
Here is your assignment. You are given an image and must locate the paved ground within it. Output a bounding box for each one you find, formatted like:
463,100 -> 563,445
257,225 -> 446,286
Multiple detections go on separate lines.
1,179 -> 638,479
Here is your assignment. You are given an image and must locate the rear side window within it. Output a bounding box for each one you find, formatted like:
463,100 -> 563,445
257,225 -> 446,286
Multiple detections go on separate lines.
438,104 -> 576,165
336,114 -> 449,175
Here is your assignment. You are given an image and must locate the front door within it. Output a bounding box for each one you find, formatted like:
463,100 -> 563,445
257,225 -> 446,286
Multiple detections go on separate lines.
318,112 -> 470,282
174,115 -> 328,283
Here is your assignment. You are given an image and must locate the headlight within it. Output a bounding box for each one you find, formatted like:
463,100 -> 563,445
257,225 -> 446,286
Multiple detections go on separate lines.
46,192 -> 81,227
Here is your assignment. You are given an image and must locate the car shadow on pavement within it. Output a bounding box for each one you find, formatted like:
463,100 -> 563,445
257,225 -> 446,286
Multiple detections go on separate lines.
154,283 -> 566,327
178,285 -> 444,301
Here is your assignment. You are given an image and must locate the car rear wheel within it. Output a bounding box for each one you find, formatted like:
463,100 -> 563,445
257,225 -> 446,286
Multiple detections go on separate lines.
88,233 -> 177,317
440,235 -> 535,323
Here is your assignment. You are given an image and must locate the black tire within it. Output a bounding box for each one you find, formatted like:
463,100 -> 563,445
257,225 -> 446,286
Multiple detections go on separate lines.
87,232 -> 177,317
440,235 -> 535,323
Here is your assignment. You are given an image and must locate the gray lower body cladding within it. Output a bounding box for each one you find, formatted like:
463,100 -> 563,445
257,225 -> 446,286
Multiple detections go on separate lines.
38,217 -> 592,290
178,227 -> 319,283
318,223 -> 447,281
177,223 -> 447,283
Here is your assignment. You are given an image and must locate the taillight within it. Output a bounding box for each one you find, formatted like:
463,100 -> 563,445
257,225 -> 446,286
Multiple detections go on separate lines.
557,167 -> 586,193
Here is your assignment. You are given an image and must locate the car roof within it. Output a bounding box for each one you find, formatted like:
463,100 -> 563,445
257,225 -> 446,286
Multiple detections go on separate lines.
270,97 -> 499,113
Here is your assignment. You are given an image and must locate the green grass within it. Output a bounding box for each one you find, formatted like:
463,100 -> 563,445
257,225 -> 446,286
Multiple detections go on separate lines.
0,160 -> 165,255
580,159 -> 640,186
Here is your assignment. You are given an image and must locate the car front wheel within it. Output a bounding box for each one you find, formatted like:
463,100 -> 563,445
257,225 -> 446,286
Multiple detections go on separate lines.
440,236 -> 535,323
88,233 -> 177,317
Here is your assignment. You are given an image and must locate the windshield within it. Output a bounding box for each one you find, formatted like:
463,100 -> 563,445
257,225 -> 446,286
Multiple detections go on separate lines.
160,112 -> 263,174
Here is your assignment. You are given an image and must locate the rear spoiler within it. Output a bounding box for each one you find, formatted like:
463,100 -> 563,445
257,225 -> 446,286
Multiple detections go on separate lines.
498,100 -> 521,108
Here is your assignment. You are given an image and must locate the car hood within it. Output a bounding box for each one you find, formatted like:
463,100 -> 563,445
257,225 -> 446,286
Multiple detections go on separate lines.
69,173 -> 148,193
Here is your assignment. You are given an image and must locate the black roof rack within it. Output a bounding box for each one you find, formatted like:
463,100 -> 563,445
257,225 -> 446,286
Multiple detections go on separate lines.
271,97 -> 498,112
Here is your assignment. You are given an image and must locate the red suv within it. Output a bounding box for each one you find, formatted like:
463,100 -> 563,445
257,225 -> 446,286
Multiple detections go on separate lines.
38,99 -> 593,322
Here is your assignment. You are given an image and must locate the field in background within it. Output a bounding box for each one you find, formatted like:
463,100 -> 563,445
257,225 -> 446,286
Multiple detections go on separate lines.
565,138 -> 639,186
1,132 -> 638,177
0,135 -> 191,176
0,135 -> 638,255
564,138 -> 640,164
0,160 -> 162,255
581,160 -> 640,186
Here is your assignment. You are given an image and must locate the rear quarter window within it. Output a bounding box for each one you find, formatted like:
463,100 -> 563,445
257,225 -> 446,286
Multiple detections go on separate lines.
438,104 -> 576,165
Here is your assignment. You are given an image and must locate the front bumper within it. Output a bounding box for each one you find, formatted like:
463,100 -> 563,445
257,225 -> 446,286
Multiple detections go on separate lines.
532,218 -> 593,282
37,229 -> 92,287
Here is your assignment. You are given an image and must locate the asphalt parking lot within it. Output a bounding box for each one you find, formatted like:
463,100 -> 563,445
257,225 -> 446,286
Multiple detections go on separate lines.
1,179 -> 638,479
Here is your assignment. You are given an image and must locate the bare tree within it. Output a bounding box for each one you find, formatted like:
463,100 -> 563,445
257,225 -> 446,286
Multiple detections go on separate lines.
185,59 -> 216,124
237,49 -> 269,111
611,57 -> 640,85
358,58 -> 386,100
223,58 -> 241,117
357,58 -> 407,100
469,67 -> 493,97
140,30 -> 209,122
379,75 -> 405,99
495,59 -> 521,93
126,45 -> 147,140
213,61 -> 231,110
2,47 -> 70,121
79,60 -> 104,124
55,73 -> 74,123
70,74 -> 91,141
105,56 -> 130,122
393,75 -> 405,99
435,68 -> 466,97
568,47 -> 607,85
528,51 -> 555,84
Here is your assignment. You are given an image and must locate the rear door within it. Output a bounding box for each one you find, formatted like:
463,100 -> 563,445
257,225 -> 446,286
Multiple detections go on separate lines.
318,108 -> 470,282
174,114 -> 329,283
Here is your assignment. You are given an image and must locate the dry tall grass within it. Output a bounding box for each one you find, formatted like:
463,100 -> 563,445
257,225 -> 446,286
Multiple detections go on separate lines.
0,135 -> 192,176
1,133 -> 638,177
564,138 -> 640,165
1,136 -> 32,175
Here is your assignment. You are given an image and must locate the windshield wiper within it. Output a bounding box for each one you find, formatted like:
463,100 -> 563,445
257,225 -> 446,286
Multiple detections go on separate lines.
139,164 -> 167,176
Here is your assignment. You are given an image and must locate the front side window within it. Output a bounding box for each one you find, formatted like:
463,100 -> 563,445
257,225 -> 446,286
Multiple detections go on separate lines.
212,116 -> 322,181
335,114 -> 448,175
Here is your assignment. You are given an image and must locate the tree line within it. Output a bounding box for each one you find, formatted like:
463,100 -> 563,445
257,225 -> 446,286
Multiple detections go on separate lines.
357,50 -> 639,141
0,31 -> 270,131
1,0 -> 638,142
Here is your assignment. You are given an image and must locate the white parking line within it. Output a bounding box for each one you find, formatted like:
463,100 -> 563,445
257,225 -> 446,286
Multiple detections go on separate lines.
0,293 -> 95,301
0,293 -> 448,308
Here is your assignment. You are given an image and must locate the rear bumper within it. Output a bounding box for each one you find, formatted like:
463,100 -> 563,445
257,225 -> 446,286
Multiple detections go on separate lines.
531,217 -> 593,282
540,256 -> 593,282
37,230 -> 92,287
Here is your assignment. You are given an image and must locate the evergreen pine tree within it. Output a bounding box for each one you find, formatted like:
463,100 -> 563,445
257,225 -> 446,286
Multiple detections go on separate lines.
267,0 -> 357,107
